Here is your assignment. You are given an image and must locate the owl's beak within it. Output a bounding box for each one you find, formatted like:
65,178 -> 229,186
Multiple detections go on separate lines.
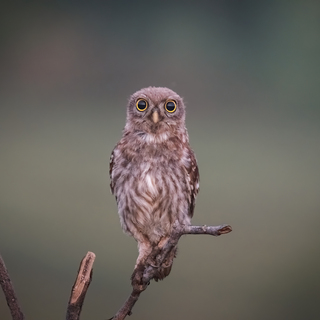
152,110 -> 159,123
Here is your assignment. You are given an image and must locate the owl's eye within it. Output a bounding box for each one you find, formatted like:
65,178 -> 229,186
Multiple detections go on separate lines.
165,100 -> 177,113
136,99 -> 148,112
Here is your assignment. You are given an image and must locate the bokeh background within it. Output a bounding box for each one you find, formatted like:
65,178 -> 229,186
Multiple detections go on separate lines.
1,1 -> 319,319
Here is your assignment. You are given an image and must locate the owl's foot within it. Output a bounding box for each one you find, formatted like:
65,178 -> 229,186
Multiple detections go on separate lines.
153,246 -> 177,281
131,245 -> 178,288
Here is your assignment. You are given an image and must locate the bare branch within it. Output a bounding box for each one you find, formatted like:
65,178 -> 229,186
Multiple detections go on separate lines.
66,251 -> 96,320
182,224 -> 232,236
0,254 -> 25,320
111,223 -> 232,320
143,223 -> 232,284
1,224 -> 231,320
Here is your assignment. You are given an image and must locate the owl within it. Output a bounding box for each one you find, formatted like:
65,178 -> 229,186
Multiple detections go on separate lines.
110,87 -> 199,282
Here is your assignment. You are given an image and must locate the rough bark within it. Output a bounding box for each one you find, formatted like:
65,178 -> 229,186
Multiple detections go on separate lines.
66,251 -> 96,320
0,254 -> 25,320
111,223 -> 232,320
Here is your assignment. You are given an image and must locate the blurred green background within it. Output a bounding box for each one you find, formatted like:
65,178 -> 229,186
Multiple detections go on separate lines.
1,1 -> 319,319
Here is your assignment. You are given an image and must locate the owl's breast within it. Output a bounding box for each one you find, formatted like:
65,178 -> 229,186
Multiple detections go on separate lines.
143,172 -> 159,198
113,150 -> 191,243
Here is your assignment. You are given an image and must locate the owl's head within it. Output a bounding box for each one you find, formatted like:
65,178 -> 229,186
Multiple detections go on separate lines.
125,87 -> 186,138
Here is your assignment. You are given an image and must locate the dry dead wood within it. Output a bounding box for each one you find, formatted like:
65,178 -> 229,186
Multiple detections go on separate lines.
111,223 -> 232,320
1,223 -> 232,320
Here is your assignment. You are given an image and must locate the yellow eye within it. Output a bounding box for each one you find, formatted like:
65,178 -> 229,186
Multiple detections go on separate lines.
165,100 -> 177,113
136,98 -> 148,111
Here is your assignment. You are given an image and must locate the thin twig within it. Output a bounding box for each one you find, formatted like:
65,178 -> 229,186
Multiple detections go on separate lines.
183,224 -> 232,236
111,223 -> 232,320
66,251 -> 96,320
0,254 -> 25,320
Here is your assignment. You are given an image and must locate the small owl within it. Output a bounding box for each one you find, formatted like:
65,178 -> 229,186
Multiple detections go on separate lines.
110,87 -> 199,281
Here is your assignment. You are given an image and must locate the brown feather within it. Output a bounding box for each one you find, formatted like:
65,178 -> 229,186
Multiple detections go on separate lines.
110,87 -> 199,280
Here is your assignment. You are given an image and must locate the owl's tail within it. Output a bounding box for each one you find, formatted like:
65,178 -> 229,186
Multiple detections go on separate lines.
154,246 -> 178,282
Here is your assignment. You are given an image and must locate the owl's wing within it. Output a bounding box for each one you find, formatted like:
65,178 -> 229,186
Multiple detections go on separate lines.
184,148 -> 200,218
109,147 -> 116,195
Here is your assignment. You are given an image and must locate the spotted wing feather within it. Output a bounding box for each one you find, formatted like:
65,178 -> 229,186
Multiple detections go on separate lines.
109,147 -> 116,194
184,148 -> 199,218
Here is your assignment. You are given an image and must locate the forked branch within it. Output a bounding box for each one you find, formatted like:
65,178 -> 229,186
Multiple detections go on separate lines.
111,223 -> 232,320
